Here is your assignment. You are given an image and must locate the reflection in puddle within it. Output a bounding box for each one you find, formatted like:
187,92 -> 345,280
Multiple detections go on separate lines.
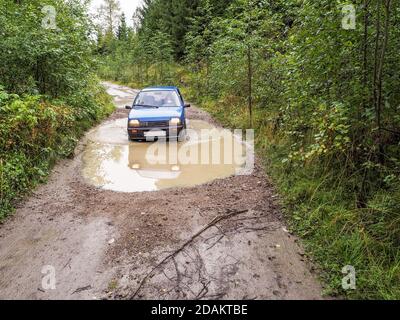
82,119 -> 247,192
86,118 -> 129,145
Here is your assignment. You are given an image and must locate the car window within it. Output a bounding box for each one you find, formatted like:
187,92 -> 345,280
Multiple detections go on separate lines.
135,91 -> 181,107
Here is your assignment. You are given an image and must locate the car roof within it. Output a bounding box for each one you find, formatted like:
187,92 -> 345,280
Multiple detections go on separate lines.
141,86 -> 178,92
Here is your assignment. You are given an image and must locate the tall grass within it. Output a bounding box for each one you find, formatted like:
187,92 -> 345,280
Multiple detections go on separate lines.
196,95 -> 400,300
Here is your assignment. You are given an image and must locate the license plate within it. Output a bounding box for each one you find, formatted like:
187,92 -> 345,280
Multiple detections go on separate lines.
145,131 -> 166,137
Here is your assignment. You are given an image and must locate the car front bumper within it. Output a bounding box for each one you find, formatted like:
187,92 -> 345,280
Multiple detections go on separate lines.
128,126 -> 184,141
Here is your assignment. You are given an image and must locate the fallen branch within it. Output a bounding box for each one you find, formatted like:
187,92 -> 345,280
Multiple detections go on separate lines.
72,285 -> 92,294
130,209 -> 248,299
206,235 -> 225,251
195,280 -> 211,299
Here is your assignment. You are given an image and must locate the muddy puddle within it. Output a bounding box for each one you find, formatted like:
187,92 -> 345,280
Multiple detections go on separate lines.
103,82 -> 138,109
82,119 -> 248,192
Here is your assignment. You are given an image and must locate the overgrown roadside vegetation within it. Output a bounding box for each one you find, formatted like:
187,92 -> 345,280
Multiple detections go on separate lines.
0,1 -> 114,220
95,0 -> 400,299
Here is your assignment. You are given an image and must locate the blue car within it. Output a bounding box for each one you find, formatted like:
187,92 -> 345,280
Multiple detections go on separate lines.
125,86 -> 190,141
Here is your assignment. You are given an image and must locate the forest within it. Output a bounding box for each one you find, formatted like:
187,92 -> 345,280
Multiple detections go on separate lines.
1,0 -> 399,299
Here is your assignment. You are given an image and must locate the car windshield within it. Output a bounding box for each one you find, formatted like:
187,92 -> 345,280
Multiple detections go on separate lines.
134,91 -> 181,108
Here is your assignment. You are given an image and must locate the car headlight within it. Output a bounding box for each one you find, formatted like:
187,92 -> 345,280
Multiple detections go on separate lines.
170,118 -> 181,126
131,163 -> 140,169
129,120 -> 140,127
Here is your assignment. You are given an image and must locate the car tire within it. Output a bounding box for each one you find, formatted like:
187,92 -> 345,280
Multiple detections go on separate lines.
178,130 -> 188,142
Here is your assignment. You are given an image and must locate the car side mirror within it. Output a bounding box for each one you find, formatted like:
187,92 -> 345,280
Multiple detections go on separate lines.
125,105 -> 132,110
184,103 -> 191,108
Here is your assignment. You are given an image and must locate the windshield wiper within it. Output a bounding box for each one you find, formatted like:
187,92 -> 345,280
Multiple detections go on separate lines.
134,104 -> 159,109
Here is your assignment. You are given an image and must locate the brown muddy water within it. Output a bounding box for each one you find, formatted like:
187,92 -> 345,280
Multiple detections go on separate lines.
103,82 -> 139,109
81,119 -> 248,192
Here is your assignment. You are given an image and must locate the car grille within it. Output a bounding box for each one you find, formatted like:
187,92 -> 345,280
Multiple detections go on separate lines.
141,121 -> 169,127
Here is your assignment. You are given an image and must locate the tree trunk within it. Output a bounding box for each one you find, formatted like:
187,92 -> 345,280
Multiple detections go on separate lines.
247,46 -> 253,127
376,0 -> 392,163
372,0 -> 383,163
356,0 -> 371,208
361,0 -> 370,118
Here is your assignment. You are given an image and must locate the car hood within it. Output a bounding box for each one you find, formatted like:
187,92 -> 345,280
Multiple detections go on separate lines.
129,107 -> 183,121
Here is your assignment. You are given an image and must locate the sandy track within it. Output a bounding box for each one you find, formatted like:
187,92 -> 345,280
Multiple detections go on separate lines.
0,83 -> 323,300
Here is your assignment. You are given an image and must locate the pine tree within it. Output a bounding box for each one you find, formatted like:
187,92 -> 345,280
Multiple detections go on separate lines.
117,13 -> 128,41
98,0 -> 121,35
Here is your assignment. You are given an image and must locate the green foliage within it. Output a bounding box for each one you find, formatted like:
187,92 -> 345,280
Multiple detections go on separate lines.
0,84 -> 114,220
97,29 -> 177,86
0,1 -> 115,219
200,95 -> 400,300
136,0 -> 201,59
97,0 -> 400,299
0,0 -> 97,97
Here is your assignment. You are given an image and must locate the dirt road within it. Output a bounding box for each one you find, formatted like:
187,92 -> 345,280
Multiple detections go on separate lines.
0,83 -> 324,300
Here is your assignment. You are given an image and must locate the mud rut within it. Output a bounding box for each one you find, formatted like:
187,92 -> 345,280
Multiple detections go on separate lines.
0,83 -> 323,300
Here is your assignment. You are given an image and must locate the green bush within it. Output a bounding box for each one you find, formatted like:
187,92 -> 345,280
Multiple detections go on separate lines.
0,84 -> 114,220
0,1 -> 115,220
199,98 -> 400,299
